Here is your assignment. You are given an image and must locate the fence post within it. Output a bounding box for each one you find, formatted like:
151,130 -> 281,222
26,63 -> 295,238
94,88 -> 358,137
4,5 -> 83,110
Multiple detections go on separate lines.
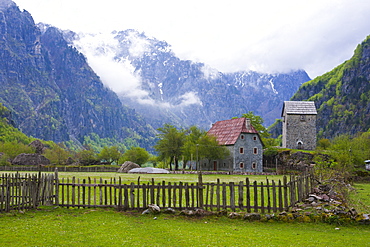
283,176 -> 288,210
54,168 -> 59,206
197,172 -> 204,208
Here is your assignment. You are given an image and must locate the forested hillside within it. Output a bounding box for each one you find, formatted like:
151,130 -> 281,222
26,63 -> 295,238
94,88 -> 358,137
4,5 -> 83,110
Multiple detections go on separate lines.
271,35 -> 370,139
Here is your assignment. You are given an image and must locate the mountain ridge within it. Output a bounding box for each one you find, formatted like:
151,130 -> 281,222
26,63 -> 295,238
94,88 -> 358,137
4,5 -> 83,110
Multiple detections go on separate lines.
0,3 -> 156,149
70,30 -> 311,129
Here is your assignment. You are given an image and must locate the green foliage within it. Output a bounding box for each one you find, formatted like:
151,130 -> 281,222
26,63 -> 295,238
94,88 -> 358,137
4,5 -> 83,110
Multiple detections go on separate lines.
262,137 -> 279,147
82,133 -> 129,153
197,134 -> 230,161
0,118 -> 33,144
75,148 -> 99,166
317,138 -> 331,150
97,146 -> 122,165
43,143 -> 72,166
154,124 -> 185,170
315,131 -> 370,180
119,147 -> 150,165
0,141 -> 35,165
182,126 -> 205,162
155,124 -> 230,170
240,111 -> 270,138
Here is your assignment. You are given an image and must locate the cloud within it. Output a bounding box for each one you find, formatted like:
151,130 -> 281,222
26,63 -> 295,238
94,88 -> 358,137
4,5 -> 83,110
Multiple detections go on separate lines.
177,92 -> 202,107
16,0 -> 370,79
71,31 -> 202,109
72,32 -> 147,97
201,65 -> 220,80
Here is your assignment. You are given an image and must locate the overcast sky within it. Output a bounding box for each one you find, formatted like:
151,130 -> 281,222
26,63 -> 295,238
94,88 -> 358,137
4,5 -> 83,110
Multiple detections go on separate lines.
14,0 -> 370,78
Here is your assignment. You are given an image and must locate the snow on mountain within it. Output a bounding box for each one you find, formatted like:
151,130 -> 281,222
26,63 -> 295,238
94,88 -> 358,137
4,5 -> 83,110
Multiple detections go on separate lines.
67,29 -> 311,129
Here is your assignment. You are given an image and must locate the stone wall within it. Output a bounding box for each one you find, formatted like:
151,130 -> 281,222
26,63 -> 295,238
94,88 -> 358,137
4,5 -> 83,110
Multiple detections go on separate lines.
282,114 -> 316,150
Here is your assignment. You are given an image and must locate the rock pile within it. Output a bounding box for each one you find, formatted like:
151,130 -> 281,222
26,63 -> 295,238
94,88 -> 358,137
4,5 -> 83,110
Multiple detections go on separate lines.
117,161 -> 140,173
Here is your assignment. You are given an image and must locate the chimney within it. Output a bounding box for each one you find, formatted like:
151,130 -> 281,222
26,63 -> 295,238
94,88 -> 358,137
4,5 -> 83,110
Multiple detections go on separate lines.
245,118 -> 251,130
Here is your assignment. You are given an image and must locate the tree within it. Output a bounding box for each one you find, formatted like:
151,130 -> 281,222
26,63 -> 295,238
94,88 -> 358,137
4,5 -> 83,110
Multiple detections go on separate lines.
44,143 -> 71,166
76,146 -> 99,166
98,146 -> 122,165
181,126 -> 229,170
119,147 -> 150,165
154,124 -> 185,170
240,111 -> 270,138
182,126 -> 204,167
317,138 -> 331,150
197,134 -> 229,167
0,141 -> 35,160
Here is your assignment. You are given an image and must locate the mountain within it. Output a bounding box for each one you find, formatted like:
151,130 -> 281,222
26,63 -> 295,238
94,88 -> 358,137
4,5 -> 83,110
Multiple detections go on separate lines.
275,35 -> 370,139
70,30 -> 311,130
0,2 -> 156,149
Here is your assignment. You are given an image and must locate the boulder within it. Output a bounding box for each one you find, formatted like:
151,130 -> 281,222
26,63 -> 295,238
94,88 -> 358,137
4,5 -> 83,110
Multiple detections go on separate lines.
12,153 -> 50,166
29,140 -> 45,154
117,161 -> 140,173
243,213 -> 261,221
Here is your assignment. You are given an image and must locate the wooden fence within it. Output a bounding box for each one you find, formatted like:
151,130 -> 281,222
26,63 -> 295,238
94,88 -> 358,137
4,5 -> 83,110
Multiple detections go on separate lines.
1,171 -> 314,213
56,172 -> 314,212
0,172 -> 57,212
0,166 -> 118,173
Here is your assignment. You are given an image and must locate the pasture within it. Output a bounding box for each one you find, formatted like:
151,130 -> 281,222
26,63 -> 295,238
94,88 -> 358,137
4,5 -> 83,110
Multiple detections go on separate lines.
1,171 -> 369,246
11,171 -> 286,183
0,206 -> 369,247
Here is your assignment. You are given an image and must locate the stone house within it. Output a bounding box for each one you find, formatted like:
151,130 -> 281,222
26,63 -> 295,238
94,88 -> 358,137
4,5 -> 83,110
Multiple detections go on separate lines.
206,117 -> 263,172
282,101 -> 317,150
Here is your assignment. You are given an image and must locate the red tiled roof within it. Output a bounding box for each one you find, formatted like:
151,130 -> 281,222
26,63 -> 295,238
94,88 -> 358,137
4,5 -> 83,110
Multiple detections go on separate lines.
207,117 -> 258,145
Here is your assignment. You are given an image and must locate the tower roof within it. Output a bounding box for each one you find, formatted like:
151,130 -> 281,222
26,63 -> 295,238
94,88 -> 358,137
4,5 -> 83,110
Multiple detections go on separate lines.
282,101 -> 317,116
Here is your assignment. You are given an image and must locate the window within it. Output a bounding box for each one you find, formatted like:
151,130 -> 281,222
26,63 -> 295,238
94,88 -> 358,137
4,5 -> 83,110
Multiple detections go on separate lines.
240,147 -> 244,154
253,147 -> 258,154
253,136 -> 257,141
252,162 -> 256,169
240,162 -> 244,169
240,134 -> 244,140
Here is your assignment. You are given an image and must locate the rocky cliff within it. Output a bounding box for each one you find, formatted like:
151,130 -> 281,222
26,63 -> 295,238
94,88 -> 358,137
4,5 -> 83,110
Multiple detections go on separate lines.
0,3 -> 155,148
71,30 -> 311,130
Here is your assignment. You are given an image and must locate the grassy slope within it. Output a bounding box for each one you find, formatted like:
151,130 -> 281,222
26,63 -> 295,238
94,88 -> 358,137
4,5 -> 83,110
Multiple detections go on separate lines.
350,183 -> 370,213
0,207 -> 369,247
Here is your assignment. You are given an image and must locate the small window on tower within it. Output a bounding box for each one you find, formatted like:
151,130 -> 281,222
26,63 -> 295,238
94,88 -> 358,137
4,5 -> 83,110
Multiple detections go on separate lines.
253,147 -> 258,154
240,134 -> 244,140
252,163 -> 256,169
240,162 -> 244,169
240,147 -> 244,154
253,136 -> 257,141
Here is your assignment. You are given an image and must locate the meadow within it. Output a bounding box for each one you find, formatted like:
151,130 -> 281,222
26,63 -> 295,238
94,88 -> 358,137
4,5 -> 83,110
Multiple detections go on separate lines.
8,171 -> 285,184
0,206 -> 369,247
1,171 -> 369,246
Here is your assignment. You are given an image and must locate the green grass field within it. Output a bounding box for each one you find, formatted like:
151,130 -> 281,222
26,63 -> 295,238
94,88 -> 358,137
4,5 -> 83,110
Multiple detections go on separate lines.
0,207 -> 369,247
1,171 -> 369,246
6,171 -> 285,184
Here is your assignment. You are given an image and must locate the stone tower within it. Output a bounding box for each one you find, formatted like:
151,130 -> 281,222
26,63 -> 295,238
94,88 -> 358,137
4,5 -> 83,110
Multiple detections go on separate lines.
282,101 -> 317,150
